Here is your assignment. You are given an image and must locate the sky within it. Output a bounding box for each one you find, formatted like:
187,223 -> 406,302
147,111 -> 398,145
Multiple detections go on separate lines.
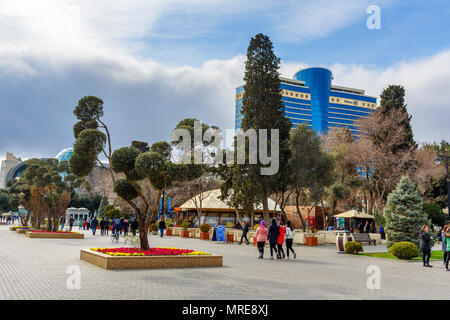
0,0 -> 449,161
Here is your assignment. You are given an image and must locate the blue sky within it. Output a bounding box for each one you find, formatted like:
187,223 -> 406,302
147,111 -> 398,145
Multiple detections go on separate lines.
136,0 -> 450,68
0,0 -> 449,160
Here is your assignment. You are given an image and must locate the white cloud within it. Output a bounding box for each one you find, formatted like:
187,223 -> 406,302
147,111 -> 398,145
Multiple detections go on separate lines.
274,0 -> 393,42
0,0 -> 448,161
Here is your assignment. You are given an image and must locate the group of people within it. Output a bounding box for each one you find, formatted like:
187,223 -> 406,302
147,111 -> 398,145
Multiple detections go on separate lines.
419,224 -> 450,270
0,215 -> 15,224
60,216 -> 139,237
355,221 -> 376,234
253,219 -> 297,260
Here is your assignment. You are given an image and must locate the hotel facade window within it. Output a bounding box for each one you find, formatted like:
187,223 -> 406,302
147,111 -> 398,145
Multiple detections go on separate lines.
235,67 -> 377,137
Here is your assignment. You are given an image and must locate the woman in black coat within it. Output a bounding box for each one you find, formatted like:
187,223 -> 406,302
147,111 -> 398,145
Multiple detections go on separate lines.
420,225 -> 433,268
267,218 -> 280,260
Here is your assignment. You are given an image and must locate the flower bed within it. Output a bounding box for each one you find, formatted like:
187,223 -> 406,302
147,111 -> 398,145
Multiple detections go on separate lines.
30,230 -> 74,233
26,231 -> 84,239
81,247 -> 222,270
10,226 -> 29,231
90,247 -> 211,256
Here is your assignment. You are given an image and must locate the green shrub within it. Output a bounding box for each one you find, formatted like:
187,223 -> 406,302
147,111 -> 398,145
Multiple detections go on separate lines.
389,241 -> 419,260
200,224 -> 211,233
345,241 -> 363,255
165,218 -> 174,228
253,224 -> 259,231
181,219 -> 190,231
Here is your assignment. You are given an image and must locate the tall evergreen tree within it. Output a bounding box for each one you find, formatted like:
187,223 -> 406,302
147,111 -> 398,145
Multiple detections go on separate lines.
240,33 -> 292,223
384,176 -> 429,248
378,85 -> 416,152
97,196 -> 109,217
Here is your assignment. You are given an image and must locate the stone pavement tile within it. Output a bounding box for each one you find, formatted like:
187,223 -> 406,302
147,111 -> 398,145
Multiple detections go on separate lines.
0,225 -> 449,300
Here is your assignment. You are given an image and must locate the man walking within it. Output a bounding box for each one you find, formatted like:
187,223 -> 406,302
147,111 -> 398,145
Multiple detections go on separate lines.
131,219 -> 138,236
69,216 -> 74,231
158,218 -> 166,238
91,216 -> 99,236
239,221 -> 250,245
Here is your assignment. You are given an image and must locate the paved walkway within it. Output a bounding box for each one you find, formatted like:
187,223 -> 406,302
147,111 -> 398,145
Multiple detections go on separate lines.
0,225 -> 448,300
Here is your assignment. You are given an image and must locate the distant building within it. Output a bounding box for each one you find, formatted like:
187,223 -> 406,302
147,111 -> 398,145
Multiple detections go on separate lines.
65,207 -> 90,225
55,148 -> 73,161
0,152 -> 23,189
235,67 -> 377,137
177,189 -> 279,227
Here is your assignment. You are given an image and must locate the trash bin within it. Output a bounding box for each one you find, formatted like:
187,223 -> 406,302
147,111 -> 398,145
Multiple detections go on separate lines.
336,231 -> 353,253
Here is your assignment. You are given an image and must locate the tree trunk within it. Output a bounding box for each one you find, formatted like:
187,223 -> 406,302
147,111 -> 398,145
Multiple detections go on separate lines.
138,216 -> 149,250
262,190 -> 270,224
279,208 -> 288,224
320,200 -> 326,230
235,210 -> 243,226
295,192 -> 306,232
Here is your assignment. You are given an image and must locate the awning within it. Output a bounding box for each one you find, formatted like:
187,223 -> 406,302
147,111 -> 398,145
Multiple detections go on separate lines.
334,209 -> 374,219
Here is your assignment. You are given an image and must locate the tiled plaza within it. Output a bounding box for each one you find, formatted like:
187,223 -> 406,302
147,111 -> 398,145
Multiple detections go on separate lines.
0,224 -> 448,300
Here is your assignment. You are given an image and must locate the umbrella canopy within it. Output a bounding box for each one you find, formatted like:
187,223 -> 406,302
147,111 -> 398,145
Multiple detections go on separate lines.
334,209 -> 374,219
1,213 -> 10,217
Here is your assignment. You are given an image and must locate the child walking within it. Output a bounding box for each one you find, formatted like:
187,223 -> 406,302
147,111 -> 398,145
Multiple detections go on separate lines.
285,220 -> 296,259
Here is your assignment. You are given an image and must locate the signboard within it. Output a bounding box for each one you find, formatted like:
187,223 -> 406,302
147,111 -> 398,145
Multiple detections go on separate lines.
167,197 -> 172,218
158,197 -> 163,218
214,225 -> 226,242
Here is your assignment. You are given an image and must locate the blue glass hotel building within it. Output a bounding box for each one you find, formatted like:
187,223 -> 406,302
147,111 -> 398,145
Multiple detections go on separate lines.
235,67 -> 377,136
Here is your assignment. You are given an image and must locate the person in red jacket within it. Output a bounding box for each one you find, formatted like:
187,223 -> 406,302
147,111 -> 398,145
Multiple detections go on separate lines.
277,221 -> 286,259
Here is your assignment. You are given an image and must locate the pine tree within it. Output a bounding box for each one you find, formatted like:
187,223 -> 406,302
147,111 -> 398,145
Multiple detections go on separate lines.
97,196 -> 108,217
378,85 -> 416,153
384,176 -> 429,248
240,33 -> 292,223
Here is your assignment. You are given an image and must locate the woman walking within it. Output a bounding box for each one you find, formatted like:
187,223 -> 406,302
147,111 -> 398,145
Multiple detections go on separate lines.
276,221 -> 286,259
267,218 -> 280,260
442,225 -> 448,265
123,219 -> 129,236
285,220 -> 296,259
59,216 -> 65,231
444,229 -> 450,271
420,225 -> 433,268
255,220 -> 268,259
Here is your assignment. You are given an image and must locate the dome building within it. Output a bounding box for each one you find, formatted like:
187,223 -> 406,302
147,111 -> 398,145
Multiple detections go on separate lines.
55,148 -> 73,162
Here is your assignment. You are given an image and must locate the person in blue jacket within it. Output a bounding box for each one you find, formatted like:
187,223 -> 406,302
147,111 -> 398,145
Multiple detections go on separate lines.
91,216 -> 99,236
267,218 -> 280,260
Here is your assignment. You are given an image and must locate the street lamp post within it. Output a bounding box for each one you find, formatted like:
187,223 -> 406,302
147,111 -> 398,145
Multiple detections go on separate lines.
435,153 -> 450,225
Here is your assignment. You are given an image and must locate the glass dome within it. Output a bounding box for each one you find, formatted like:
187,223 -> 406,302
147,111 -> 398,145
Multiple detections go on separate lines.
55,148 -> 73,162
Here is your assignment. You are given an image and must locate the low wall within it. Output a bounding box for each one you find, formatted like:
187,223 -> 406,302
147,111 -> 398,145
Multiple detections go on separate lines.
172,227 -> 182,236
25,231 -> 84,239
80,249 -> 223,270
15,228 -> 33,234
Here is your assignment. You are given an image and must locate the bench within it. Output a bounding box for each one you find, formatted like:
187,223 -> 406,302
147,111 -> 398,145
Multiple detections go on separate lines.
352,233 -> 376,245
